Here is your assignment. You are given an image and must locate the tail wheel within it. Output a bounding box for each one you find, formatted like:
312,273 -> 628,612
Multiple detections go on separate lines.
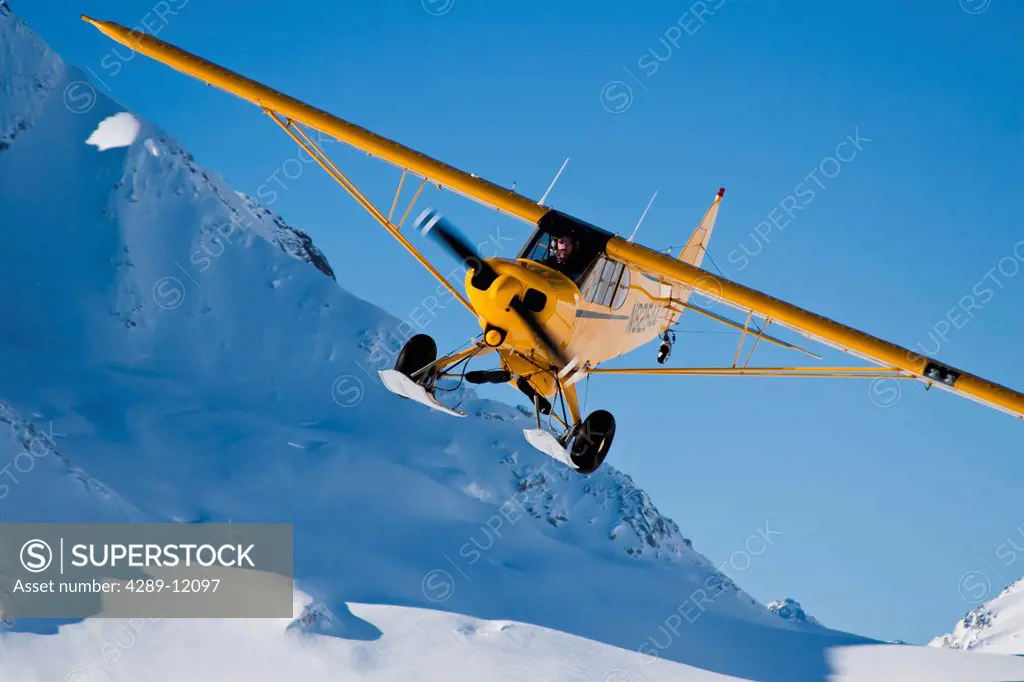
394,334 -> 437,382
569,409 -> 616,474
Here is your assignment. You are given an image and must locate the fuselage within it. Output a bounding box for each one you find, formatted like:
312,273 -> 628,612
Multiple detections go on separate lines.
464,256 -> 672,398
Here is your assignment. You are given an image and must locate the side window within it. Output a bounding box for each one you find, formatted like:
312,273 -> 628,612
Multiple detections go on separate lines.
611,266 -> 630,309
597,262 -> 623,307
581,258 -> 607,302
583,258 -> 610,303
583,258 -> 628,308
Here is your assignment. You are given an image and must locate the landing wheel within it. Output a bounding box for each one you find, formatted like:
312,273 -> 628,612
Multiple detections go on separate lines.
569,409 -> 616,474
394,334 -> 437,383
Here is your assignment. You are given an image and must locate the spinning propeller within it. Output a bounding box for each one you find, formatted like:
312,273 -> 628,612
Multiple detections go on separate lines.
414,209 -> 569,367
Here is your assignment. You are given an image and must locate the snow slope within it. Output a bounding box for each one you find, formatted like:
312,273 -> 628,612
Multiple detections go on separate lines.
930,579 -> 1024,655
2,6 -> 1024,681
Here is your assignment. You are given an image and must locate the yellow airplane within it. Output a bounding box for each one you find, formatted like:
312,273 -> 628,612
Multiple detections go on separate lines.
83,16 -> 1024,474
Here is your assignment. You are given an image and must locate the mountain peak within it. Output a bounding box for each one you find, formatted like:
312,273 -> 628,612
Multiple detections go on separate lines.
0,5 -> 333,286
767,597 -> 821,626
930,578 -> 1024,654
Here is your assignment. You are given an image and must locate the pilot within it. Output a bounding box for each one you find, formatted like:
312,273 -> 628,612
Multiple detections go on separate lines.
542,234 -> 584,279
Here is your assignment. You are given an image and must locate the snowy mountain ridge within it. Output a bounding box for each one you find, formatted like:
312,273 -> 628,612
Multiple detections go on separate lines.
930,578 -> 1024,655
160,143 -> 337,281
767,598 -> 821,626
0,0 -> 760,625
2,6 -> 1024,680
0,0 -> 63,151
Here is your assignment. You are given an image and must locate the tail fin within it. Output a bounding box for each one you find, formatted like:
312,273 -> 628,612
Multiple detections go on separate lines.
677,187 -> 725,267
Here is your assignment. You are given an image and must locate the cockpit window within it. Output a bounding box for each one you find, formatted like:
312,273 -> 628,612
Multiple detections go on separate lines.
523,232 -> 555,263
519,229 -> 596,283
518,209 -> 615,284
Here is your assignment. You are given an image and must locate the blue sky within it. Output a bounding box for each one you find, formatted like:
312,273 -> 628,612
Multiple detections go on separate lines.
20,0 -> 1024,643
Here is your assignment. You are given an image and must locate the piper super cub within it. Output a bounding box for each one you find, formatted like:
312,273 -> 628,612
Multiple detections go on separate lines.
84,15 -> 1024,474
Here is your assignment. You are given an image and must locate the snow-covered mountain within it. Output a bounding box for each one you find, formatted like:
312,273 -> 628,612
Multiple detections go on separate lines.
2,7 -> 1024,681
930,579 -> 1024,655
767,598 -> 821,626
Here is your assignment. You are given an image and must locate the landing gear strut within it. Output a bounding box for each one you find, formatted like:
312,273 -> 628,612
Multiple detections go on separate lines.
386,334 -> 616,474
516,377 -> 552,415
518,364 -> 616,474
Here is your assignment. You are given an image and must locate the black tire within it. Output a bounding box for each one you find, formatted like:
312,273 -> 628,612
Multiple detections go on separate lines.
394,334 -> 437,381
569,409 -> 615,474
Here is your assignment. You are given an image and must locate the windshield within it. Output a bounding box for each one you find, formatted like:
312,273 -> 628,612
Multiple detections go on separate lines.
520,231 -> 593,282
523,231 -> 556,263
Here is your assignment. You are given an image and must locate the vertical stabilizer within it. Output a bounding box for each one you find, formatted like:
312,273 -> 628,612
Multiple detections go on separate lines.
677,187 -> 725,267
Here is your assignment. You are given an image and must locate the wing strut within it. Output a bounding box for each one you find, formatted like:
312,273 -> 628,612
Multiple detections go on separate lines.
266,111 -> 473,312
607,236 -> 1024,418
671,302 -> 822,360
588,366 -> 912,379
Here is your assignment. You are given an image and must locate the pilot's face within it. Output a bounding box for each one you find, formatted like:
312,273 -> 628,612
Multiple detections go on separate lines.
555,236 -> 574,261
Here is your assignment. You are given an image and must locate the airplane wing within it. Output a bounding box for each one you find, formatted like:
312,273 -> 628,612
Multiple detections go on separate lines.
81,15 -> 1024,421
601,236 -> 1024,419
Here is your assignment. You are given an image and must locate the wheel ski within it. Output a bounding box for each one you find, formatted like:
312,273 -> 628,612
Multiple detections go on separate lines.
378,369 -> 465,417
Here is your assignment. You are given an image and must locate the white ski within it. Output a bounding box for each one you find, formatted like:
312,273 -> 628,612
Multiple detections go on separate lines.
523,428 -> 578,469
378,370 -> 466,417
